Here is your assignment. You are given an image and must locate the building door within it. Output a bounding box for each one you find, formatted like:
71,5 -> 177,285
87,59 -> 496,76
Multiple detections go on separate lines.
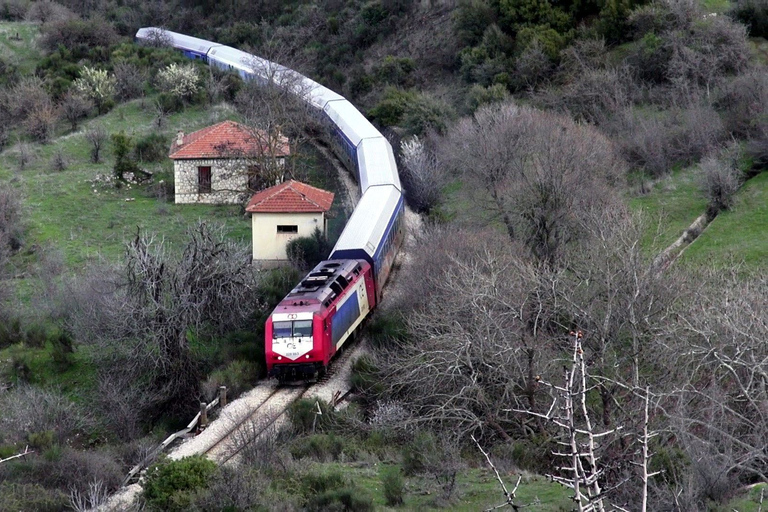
198,166 -> 211,193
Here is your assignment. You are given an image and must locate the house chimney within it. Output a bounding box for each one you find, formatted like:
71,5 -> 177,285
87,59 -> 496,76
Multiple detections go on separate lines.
176,131 -> 184,146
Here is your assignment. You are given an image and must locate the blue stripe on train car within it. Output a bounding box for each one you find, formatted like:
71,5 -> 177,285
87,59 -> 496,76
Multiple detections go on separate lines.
332,292 -> 360,347
372,195 -> 404,281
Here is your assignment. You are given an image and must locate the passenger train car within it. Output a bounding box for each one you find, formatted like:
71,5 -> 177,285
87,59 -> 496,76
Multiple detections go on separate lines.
136,28 -> 405,380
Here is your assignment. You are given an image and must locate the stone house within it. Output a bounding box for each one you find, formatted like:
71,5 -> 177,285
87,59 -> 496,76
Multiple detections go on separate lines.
169,120 -> 290,204
245,180 -> 334,263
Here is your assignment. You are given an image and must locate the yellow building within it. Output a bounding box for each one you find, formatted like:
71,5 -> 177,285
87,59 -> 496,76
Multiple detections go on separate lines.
245,180 -> 334,263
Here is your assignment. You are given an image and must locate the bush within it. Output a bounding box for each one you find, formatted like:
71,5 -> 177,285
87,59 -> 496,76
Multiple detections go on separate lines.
369,87 -> 452,135
24,323 -> 47,348
133,133 -> 169,163
286,227 -> 330,271
0,317 -> 24,348
402,430 -> 437,476
380,465 -> 405,505
156,63 -> 201,104
287,398 -> 336,434
302,469 -> 374,512
50,330 -> 75,371
289,433 -> 347,462
731,0 -> 768,37
467,83 -> 509,112
0,483 -> 68,512
143,456 -> 216,512
203,359 -> 259,400
700,153 -> 743,218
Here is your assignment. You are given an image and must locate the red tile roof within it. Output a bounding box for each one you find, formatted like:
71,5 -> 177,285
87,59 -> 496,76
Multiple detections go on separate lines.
245,180 -> 334,214
169,120 -> 290,159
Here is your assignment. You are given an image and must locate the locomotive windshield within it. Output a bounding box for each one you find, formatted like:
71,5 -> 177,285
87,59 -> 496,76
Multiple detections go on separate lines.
273,320 -> 313,338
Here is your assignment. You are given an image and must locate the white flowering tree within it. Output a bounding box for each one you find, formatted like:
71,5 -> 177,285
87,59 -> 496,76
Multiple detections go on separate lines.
156,63 -> 201,104
73,67 -> 116,114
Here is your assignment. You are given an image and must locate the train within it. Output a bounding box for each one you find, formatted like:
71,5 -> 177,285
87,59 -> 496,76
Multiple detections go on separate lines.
136,28 -> 405,381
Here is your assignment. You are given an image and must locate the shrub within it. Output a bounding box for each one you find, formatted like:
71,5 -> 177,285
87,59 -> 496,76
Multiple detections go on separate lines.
113,61 -> 147,100
289,433 -> 347,462
133,133 -> 169,163
731,0 -> 768,38
402,430 -> 437,476
24,323 -> 47,348
349,355 -> 383,395
27,430 -> 55,450
467,83 -> 509,112
156,63 -> 201,104
0,316 -> 23,348
307,487 -> 374,512
700,154 -> 743,218
50,330 -> 75,371
0,483 -> 68,512
288,398 -> 335,434
73,67 -> 115,115
50,148 -> 69,172
39,17 -> 119,55
369,87 -> 452,135
380,465 -> 405,505
143,456 -> 216,512
286,227 -> 330,271
203,359 -> 259,400
302,468 -> 374,512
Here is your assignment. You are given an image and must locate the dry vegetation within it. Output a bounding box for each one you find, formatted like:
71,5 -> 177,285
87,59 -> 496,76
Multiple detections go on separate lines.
0,0 -> 767,510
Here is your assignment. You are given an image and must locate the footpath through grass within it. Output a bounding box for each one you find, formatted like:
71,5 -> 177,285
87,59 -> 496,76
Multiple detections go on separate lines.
629,166 -> 768,270
681,171 -> 768,268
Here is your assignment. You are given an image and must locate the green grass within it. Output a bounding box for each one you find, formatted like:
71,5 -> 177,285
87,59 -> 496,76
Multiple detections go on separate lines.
701,0 -> 731,13
722,483 -> 768,512
0,22 -> 41,75
628,166 -> 708,255
0,341 -> 98,398
1,100 -> 259,268
681,171 -> 768,268
309,462 -> 572,511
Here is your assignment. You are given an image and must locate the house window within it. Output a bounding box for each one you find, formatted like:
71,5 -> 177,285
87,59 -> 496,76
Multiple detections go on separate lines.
277,225 -> 298,234
198,166 -> 211,193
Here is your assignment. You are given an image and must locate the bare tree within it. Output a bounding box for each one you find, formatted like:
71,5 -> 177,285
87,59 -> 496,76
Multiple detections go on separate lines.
59,90 -> 92,131
23,97 -> 58,142
699,150 -> 743,218
113,61 -> 147,101
515,332 -> 622,512
85,124 -> 107,163
399,135 -> 448,215
375,227 -> 560,440
438,101 -> 625,266
671,268 -> 768,486
141,27 -> 173,47
66,222 -> 263,423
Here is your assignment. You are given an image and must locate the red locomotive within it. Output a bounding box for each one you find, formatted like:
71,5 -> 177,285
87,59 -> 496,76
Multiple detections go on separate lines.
265,259 -> 376,380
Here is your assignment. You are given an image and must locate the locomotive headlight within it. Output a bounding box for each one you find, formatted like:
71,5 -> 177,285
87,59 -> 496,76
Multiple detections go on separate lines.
306,354 -> 310,359
277,356 -> 282,360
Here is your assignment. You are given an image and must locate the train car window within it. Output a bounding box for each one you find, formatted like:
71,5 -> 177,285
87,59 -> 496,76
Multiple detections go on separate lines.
293,320 -> 313,337
273,321 -> 291,338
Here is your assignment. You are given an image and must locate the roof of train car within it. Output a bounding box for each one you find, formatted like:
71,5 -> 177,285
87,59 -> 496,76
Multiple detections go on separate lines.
135,28 -> 219,54
357,138 -> 402,193
300,77 -> 344,111
331,185 -> 402,258
323,100 -> 382,147
207,45 -> 262,74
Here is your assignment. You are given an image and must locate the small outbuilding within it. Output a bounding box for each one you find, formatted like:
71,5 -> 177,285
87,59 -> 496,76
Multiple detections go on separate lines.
245,180 -> 334,263
169,120 -> 290,204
